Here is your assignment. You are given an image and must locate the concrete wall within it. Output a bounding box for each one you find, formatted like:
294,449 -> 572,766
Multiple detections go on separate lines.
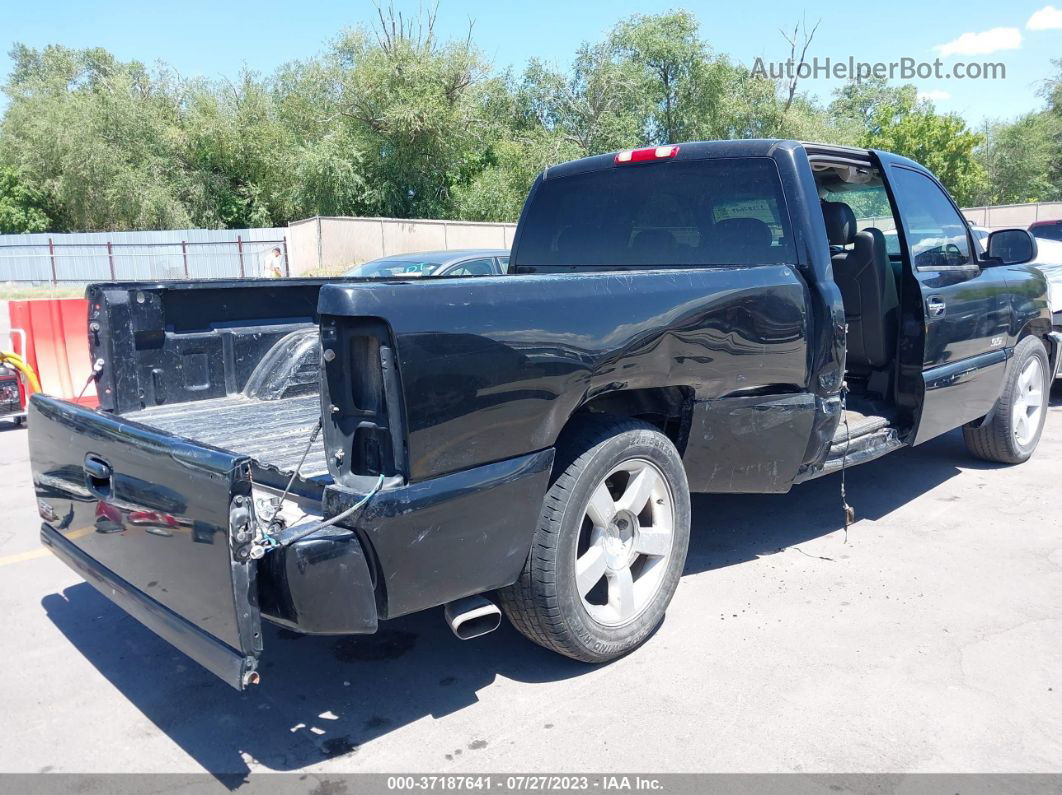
288,201 -> 1062,276
288,216 -> 517,275
962,201 -> 1062,229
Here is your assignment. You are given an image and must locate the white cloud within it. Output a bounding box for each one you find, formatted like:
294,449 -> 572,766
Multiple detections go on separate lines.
918,89 -> 951,102
1027,5 -> 1062,29
934,27 -> 1022,56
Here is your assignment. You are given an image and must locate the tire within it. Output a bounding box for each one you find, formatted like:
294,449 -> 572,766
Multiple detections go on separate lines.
963,335 -> 1050,464
498,416 -> 691,663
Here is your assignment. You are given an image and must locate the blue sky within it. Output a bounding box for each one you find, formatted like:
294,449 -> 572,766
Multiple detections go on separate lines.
2,0 -> 1060,128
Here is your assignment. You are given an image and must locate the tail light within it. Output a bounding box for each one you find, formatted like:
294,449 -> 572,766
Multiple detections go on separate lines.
614,145 -> 679,164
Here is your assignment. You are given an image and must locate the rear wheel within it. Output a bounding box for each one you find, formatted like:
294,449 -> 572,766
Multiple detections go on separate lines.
963,335 -> 1050,464
498,416 -> 691,663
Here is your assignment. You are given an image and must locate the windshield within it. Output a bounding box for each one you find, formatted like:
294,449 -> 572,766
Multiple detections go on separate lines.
514,157 -> 795,268
345,259 -> 443,278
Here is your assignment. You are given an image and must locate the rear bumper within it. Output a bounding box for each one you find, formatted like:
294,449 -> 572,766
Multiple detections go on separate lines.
42,523 -> 257,690
323,448 -> 555,620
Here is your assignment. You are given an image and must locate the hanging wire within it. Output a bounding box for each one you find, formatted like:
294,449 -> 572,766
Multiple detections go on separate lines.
272,418 -> 323,518
259,471 -> 384,551
839,382 -> 855,543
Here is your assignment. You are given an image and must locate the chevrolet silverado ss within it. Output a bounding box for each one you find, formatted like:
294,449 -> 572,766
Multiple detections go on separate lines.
28,140 -> 1058,689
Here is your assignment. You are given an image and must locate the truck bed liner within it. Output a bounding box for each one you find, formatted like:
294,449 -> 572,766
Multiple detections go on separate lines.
125,394 -> 328,480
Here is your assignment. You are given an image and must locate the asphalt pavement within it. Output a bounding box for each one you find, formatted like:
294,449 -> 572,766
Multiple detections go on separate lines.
0,391 -> 1060,777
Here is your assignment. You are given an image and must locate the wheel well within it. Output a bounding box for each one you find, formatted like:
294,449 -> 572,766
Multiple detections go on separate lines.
1017,318 -> 1052,344
568,386 -> 693,454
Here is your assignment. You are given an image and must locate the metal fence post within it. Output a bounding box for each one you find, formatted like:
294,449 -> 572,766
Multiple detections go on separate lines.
48,238 -> 57,284
181,241 -> 189,278
237,235 -> 245,278
282,239 -> 291,277
106,241 -> 116,280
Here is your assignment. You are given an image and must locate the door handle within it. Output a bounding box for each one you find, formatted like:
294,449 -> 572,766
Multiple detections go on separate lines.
84,454 -> 113,495
926,296 -> 946,318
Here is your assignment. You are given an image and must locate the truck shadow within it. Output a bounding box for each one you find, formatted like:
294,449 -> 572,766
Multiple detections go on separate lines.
684,428 -> 994,576
42,584 -> 588,779
38,428 -> 1031,780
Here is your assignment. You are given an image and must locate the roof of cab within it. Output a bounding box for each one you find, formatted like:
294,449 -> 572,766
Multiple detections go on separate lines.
542,139 -> 796,181
541,138 -> 930,181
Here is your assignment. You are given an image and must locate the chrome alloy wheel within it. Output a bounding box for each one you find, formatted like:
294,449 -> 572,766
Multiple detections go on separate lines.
1013,356 -> 1046,447
574,459 -> 675,627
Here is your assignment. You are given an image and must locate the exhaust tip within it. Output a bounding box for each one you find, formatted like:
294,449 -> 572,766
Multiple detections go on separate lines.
444,596 -> 502,640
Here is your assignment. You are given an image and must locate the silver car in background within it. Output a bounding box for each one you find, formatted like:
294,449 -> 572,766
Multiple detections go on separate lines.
344,248 -> 510,279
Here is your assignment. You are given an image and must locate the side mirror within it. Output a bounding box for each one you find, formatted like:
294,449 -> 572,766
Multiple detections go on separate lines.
986,228 -> 1038,265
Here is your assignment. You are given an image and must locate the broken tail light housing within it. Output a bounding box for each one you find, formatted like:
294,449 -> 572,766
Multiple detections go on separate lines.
614,145 -> 679,164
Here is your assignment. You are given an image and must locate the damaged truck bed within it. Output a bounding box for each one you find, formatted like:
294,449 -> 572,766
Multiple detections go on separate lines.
125,393 -> 328,481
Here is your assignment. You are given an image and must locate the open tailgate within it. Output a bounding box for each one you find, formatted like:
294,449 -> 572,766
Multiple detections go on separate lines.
29,394 -> 263,689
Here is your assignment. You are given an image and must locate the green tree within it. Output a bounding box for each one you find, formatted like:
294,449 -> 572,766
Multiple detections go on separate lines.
519,44 -> 647,156
180,69 -> 317,228
0,164 -> 52,233
1,44 -> 200,231
0,9 -> 1056,232
316,7 -> 491,219
451,132 -> 581,221
977,113 -> 1061,204
610,11 -> 703,144
830,78 -> 987,206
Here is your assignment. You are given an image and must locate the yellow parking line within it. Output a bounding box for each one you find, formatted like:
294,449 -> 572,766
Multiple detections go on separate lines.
0,547 -> 50,566
0,526 -> 94,567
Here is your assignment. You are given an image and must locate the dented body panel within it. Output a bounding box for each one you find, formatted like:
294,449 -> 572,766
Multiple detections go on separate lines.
317,264 -> 811,483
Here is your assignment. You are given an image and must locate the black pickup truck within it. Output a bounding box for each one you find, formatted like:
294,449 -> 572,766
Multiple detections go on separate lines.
28,140 -> 1058,689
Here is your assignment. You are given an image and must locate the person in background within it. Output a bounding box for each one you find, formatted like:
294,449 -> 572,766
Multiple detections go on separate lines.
260,246 -> 284,278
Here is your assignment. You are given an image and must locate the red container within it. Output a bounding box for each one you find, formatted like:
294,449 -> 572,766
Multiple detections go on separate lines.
7,298 -> 97,407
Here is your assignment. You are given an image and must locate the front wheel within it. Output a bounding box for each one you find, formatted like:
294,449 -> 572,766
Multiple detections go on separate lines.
498,416 -> 691,663
963,335 -> 1050,464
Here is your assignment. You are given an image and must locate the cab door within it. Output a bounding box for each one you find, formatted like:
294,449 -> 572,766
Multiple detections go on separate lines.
886,164 -> 1011,444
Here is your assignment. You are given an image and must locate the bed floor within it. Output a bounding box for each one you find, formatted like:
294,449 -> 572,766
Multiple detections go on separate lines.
125,394 -> 328,480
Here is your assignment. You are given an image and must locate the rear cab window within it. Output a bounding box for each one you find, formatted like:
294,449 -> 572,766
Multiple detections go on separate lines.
513,158 -> 795,269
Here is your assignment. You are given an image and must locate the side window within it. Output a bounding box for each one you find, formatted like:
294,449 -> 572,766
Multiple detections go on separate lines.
821,182 -> 901,256
445,258 -> 495,277
497,256 -> 510,273
889,167 -> 973,269
821,185 -> 896,237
